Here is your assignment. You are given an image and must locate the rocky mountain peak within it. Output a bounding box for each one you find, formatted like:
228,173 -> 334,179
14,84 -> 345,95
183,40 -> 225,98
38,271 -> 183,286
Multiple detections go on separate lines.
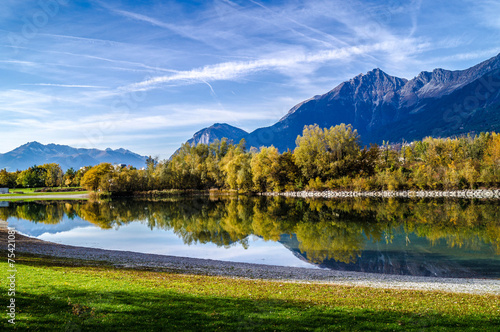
187,123 -> 248,146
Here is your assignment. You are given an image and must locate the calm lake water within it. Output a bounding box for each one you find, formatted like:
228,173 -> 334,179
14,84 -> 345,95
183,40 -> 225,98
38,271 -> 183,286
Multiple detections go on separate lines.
2,196 -> 500,278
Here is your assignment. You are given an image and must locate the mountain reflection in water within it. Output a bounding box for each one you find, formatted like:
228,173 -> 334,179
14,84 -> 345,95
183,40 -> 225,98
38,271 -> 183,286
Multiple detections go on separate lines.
2,196 -> 499,278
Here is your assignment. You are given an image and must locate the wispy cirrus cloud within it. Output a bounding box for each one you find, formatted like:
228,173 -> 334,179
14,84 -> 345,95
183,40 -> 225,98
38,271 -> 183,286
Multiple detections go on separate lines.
469,0 -> 500,30
2,105 -> 278,141
0,59 -> 37,66
126,38 -> 430,91
97,1 -> 214,47
221,0 -> 349,48
40,33 -> 122,46
22,83 -> 107,88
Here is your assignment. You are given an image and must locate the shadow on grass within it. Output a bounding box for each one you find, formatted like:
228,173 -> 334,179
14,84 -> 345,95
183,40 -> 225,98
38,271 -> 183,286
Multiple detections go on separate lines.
3,254 -> 499,331
4,286 -> 500,331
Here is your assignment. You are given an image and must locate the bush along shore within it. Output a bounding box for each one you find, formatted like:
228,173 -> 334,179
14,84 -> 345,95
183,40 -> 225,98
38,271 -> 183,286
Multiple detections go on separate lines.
261,189 -> 500,199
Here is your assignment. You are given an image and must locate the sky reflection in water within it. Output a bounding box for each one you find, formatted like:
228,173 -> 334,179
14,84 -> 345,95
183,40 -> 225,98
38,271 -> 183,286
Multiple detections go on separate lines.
36,223 -> 316,268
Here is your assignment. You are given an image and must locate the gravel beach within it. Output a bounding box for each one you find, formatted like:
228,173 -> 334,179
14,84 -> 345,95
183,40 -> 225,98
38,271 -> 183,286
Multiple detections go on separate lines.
3,228 -> 499,296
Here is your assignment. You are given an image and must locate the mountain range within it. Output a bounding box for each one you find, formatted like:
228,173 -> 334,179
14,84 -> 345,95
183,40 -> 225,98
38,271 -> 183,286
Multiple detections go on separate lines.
187,53 -> 500,151
0,141 -> 147,171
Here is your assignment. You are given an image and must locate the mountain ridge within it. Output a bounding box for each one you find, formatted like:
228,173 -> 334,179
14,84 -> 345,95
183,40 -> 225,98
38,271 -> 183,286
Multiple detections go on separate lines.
185,53 -> 500,151
0,141 -> 147,171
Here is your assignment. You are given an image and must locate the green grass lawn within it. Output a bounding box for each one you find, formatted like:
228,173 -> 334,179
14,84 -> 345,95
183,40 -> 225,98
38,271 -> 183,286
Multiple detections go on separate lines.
1,254 -> 499,331
8,187 -> 88,194
8,187 -> 54,194
1,188 -> 89,200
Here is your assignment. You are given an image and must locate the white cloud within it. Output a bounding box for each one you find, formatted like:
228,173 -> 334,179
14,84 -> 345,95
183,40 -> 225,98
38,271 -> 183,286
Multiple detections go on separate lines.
432,48 -> 500,63
22,83 -> 106,88
470,0 -> 500,30
125,39 -> 429,91
3,105 -> 277,133
0,90 -> 57,117
0,60 -> 37,66
40,33 -> 122,47
98,2 -> 214,47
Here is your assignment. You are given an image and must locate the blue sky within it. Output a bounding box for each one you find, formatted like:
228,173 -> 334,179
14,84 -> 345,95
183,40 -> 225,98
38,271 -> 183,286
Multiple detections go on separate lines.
1,0 -> 499,159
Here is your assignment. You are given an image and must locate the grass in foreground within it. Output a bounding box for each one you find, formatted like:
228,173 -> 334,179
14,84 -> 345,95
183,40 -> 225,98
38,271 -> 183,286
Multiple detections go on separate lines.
1,254 -> 499,331
8,188 -> 88,195
1,188 -> 89,201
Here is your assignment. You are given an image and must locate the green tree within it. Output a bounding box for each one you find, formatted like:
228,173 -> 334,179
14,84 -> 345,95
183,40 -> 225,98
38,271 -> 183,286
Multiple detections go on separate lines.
16,166 -> 46,188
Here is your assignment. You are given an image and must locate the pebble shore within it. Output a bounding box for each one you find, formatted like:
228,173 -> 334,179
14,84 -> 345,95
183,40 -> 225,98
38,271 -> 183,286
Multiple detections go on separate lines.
3,229 -> 499,296
260,189 -> 500,199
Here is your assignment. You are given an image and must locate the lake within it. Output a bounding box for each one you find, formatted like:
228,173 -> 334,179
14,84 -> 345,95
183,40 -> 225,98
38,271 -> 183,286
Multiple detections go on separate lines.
2,196 -> 500,278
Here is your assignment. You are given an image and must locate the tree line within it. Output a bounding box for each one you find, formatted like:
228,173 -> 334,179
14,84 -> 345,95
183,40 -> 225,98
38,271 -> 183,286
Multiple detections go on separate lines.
0,163 -> 72,189
1,123 -> 500,192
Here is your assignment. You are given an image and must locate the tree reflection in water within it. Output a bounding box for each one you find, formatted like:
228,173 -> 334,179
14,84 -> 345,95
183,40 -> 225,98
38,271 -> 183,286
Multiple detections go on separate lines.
2,196 -> 500,265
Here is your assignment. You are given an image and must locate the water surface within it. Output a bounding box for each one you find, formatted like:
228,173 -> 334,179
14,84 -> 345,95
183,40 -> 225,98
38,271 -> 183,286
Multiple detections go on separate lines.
2,196 -> 500,278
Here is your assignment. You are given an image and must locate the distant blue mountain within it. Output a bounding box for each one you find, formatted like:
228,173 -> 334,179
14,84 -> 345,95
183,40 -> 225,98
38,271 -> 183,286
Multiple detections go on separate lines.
186,53 -> 500,151
0,141 -> 147,171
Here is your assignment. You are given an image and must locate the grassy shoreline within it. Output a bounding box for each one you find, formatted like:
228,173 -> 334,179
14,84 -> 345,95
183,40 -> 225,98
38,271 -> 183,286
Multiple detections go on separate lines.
0,188 -> 89,201
0,194 -> 89,202
6,191 -> 89,196
1,252 -> 499,331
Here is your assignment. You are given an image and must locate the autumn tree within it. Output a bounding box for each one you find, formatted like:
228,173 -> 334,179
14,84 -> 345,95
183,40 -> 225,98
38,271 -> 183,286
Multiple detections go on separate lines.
220,139 -> 252,191
294,124 -> 360,181
80,163 -> 113,191
206,139 -> 230,188
250,146 -> 280,192
63,168 -> 76,187
484,132 -> 500,166
273,151 -> 302,191
41,163 -> 63,187
0,169 -> 17,188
